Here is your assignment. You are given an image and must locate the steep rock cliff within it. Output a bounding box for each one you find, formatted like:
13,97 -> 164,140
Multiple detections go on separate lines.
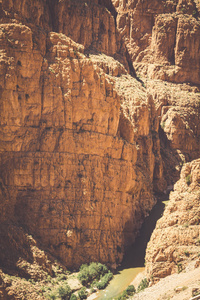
148,80 -> 200,184
112,0 -> 200,184
113,0 -> 200,84
145,159 -> 200,282
0,0 -> 165,271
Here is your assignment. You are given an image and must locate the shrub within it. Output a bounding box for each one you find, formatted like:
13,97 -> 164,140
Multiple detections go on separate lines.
161,121 -> 165,129
137,278 -> 149,292
126,285 -> 136,295
47,293 -> 57,300
80,264 -> 88,271
177,263 -> 183,274
96,271 -> 113,290
70,294 -> 77,300
184,250 -> 190,257
88,262 -> 100,279
78,287 -> 88,300
186,174 -> 191,185
78,262 -> 109,286
58,284 -> 71,300
116,285 -> 136,299
117,291 -> 127,300
58,274 -> 68,281
41,286 -> 46,292
96,263 -> 108,275
78,268 -> 90,285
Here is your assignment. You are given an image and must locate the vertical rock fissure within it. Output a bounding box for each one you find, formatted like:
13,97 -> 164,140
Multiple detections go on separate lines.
98,0 -> 118,26
171,18 -> 178,66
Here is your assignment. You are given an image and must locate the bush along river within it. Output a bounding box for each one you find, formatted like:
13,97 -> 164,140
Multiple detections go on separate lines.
95,194 -> 169,299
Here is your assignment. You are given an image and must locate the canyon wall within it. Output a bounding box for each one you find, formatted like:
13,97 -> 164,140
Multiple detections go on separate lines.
113,0 -> 200,84
112,0 -> 200,184
0,0 -> 164,271
145,159 -> 200,282
0,0 -> 199,280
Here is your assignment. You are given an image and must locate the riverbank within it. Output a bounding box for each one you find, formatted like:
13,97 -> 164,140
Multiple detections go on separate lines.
93,195 -> 168,299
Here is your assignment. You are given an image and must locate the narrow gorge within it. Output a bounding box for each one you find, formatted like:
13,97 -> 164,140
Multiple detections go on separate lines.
0,0 -> 200,299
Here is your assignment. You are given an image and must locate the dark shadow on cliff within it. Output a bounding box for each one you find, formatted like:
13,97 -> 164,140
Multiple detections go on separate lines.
159,126 -> 186,185
0,222 -> 54,278
98,0 -> 117,25
98,0 -> 136,77
118,195 -> 168,271
47,0 -> 137,77
0,222 -> 34,276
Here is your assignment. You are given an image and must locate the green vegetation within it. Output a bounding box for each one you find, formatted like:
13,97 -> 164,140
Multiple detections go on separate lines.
96,271 -> 113,289
47,293 -> 57,300
184,250 -> 190,257
69,294 -> 77,300
192,288 -> 200,297
5,260 -> 113,299
49,67 -> 55,74
177,263 -> 183,273
126,285 -> 136,295
196,239 -> 200,245
186,174 -> 191,185
161,121 -> 165,130
116,285 -> 136,299
41,262 -> 113,299
78,287 -> 88,299
58,284 -> 71,299
78,262 -> 112,287
137,278 -> 149,292
192,10 -> 197,16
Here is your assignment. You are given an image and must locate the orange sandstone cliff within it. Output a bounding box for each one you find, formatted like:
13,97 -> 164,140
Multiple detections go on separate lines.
145,159 -> 200,282
0,0 -> 200,297
0,0 -> 164,271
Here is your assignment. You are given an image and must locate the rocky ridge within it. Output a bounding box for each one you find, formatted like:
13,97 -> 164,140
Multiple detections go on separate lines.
145,159 -> 200,282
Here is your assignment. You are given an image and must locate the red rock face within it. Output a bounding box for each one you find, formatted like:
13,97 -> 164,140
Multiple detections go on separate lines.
54,0 -> 117,55
0,0 -> 199,272
145,159 -> 200,282
113,0 -> 200,84
0,12 -> 161,269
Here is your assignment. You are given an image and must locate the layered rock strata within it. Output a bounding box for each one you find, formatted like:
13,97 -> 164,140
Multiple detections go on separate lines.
147,79 -> 200,184
113,0 -> 200,84
145,159 -> 200,282
0,1 -> 164,269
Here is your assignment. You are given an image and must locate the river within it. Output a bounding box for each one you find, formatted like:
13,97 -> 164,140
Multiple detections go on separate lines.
95,195 -> 168,299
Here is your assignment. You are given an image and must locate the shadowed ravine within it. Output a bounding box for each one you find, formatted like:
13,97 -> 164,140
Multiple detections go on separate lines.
95,195 -> 168,299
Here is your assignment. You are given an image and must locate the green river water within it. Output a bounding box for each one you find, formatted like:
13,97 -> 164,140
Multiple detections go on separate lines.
95,196 -> 168,299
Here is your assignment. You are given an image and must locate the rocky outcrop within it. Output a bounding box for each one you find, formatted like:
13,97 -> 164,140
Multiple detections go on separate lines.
112,0 -> 200,185
145,159 -> 200,282
113,0 -> 200,84
0,223 -> 53,279
0,1 -> 165,270
148,79 -> 200,184
54,0 -> 117,56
